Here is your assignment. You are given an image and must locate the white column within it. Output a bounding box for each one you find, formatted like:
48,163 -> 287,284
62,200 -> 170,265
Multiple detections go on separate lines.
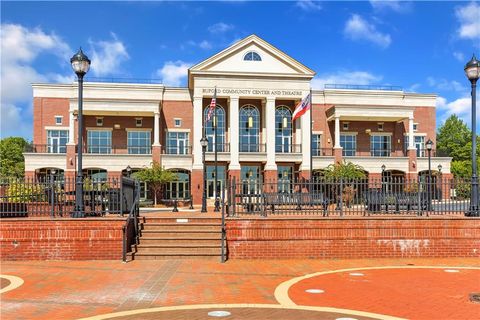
68,111 -> 75,144
334,116 -> 341,148
265,97 -> 277,170
229,96 -> 240,170
153,111 -> 160,146
300,108 -> 311,170
408,116 -> 415,149
193,96 -> 203,169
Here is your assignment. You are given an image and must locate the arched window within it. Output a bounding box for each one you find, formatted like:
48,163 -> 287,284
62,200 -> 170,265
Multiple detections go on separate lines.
243,51 -> 262,61
204,105 -> 226,152
275,106 -> 292,153
239,105 -> 260,152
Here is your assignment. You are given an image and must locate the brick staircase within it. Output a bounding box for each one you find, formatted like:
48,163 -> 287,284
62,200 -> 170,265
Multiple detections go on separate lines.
129,215 -> 224,260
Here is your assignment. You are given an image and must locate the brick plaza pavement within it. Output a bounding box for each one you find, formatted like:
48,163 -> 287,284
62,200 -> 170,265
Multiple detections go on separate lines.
1,258 -> 479,320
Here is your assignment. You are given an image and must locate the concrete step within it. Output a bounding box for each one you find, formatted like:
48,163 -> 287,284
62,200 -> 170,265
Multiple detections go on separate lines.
133,245 -> 221,254
140,223 -> 222,231
139,230 -> 222,238
139,238 -> 222,245
138,216 -> 221,224
131,253 -> 221,260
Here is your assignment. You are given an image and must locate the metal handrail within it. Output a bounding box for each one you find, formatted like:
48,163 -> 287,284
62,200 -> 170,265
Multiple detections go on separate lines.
122,181 -> 140,262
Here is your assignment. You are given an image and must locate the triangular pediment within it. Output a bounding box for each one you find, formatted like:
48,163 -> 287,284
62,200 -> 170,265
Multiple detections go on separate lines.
189,35 -> 315,86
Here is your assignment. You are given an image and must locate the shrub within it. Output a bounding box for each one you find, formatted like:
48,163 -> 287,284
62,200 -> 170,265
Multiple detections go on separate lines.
4,180 -> 45,202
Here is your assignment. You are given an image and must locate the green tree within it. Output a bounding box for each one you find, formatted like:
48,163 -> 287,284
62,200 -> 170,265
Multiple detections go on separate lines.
436,115 -> 480,177
0,137 -> 29,178
132,162 -> 177,205
324,161 -> 367,179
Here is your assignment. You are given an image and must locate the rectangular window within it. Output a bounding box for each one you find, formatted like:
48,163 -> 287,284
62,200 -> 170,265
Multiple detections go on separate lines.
166,132 -> 189,154
135,118 -> 142,127
312,134 -> 321,156
370,135 -> 391,157
340,134 -> 356,156
378,123 -> 384,131
405,136 -> 425,157
47,130 -> 68,153
87,130 -> 111,154
277,166 -> 293,193
413,123 -> 418,132
96,117 -> 103,126
127,131 -> 151,154
342,122 -> 349,130
55,116 -> 63,125
174,119 -> 182,127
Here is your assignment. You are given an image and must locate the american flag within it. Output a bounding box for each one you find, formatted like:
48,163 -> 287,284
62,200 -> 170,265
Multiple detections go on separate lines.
292,92 -> 311,121
206,87 -> 217,123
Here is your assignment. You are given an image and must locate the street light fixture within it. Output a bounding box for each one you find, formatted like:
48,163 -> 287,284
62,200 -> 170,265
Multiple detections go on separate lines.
425,139 -> 434,211
381,164 -> 386,192
200,137 -> 209,213
70,48 -> 91,218
126,165 -> 132,178
465,54 -> 480,217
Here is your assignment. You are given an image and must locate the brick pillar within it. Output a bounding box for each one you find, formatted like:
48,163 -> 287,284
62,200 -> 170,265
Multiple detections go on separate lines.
24,171 -> 36,179
66,144 -> 76,170
191,169 -> 204,205
152,145 -> 161,164
108,171 -> 122,180
368,173 -> 382,188
334,148 -> 343,164
228,169 -> 241,183
408,148 -> 418,180
264,170 -> 277,182
299,170 -> 311,181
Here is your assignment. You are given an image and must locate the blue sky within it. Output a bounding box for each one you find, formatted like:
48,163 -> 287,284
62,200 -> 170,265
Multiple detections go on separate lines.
1,1 -> 479,139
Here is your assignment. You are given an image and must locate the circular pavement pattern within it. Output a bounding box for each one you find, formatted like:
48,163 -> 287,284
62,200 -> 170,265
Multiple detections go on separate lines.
0,278 -> 11,290
81,305 -> 386,320
286,267 -> 480,320
0,275 -> 24,294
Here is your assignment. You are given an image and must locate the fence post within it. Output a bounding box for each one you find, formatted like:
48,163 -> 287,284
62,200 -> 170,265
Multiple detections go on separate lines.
232,176 -> 236,217
172,198 -> 179,212
221,182 -> 226,263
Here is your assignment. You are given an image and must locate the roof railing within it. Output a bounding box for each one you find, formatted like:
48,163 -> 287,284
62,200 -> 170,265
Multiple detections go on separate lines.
324,84 -> 403,91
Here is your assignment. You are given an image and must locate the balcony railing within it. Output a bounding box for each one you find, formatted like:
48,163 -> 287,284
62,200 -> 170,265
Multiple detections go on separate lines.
312,148 -> 334,156
162,145 -> 192,155
85,145 -> 152,155
206,143 -> 230,153
239,143 -> 267,153
345,148 -> 406,157
275,144 -> 302,153
24,144 -> 67,154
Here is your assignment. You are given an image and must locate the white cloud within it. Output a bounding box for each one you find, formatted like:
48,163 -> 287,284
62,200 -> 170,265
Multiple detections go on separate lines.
311,70 -> 383,89
88,33 -> 129,76
208,22 -> 234,34
455,1 -> 480,40
436,95 -> 479,127
453,51 -> 465,62
369,0 -> 412,13
344,14 -> 392,48
199,40 -> 212,50
427,77 -> 464,92
155,60 -> 192,87
0,23 -> 72,138
296,0 -> 322,11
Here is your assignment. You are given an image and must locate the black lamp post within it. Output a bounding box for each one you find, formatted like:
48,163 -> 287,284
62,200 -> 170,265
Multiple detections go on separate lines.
465,54 -> 480,217
126,165 -> 132,178
200,137 -> 208,213
70,48 -> 91,218
438,164 -> 443,201
381,164 -> 386,192
426,139 -> 433,211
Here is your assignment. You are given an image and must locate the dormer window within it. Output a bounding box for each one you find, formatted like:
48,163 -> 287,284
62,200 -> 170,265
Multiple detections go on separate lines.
243,51 -> 262,61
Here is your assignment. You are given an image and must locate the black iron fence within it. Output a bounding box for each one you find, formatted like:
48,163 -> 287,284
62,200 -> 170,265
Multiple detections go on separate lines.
122,178 -> 140,262
0,176 -> 136,218
227,176 -> 472,217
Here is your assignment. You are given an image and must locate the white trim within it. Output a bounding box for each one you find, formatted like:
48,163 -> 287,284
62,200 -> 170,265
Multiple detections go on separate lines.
165,128 -> 191,133
369,132 -> 393,136
125,128 -> 152,132
312,131 -> 324,135
403,132 -> 427,136
45,126 -> 69,131
86,127 -> 113,131
340,132 -> 358,136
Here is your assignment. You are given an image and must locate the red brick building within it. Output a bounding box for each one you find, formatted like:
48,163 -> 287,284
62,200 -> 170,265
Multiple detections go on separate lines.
24,35 -> 452,204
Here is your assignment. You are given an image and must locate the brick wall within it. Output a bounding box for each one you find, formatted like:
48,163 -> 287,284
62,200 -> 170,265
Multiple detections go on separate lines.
0,218 -> 125,260
226,218 -> 480,259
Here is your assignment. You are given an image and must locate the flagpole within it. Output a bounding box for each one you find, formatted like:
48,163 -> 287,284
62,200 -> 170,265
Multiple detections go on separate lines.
213,87 -> 220,212
309,88 -> 313,182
